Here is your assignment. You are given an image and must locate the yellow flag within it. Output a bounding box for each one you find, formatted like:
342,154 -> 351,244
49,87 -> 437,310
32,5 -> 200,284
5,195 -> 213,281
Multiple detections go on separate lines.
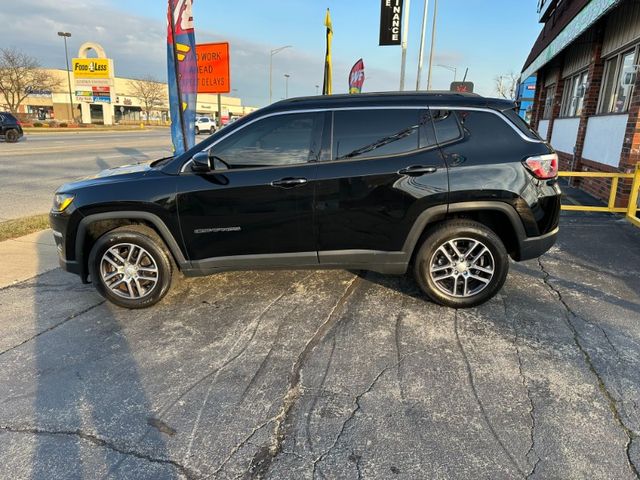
323,8 -> 333,95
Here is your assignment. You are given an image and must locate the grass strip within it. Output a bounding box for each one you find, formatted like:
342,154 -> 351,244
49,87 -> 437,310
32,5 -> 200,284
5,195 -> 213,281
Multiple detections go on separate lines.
0,214 -> 49,242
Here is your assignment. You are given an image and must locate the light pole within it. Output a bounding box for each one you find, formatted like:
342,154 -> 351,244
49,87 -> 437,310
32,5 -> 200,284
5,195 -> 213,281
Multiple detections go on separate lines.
426,0 -> 438,90
269,45 -> 292,104
57,31 -> 75,123
436,64 -> 457,82
284,74 -> 290,99
399,0 -> 411,91
416,0 -> 429,90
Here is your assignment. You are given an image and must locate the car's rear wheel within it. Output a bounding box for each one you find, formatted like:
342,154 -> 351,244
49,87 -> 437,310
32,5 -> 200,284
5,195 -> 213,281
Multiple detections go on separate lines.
413,220 -> 509,308
88,226 -> 173,309
5,129 -> 19,143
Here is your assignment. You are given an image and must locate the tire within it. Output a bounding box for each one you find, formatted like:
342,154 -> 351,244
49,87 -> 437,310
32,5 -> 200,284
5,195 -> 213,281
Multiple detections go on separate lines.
5,129 -> 19,143
413,219 -> 509,308
195,126 -> 200,135
88,226 -> 173,309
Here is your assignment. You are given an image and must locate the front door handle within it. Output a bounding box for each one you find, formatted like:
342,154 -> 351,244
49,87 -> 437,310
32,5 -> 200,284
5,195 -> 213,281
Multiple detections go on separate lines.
397,165 -> 438,176
271,177 -> 308,188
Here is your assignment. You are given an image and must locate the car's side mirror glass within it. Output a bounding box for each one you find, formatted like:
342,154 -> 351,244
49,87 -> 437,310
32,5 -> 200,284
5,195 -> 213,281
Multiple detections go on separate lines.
210,155 -> 229,171
191,151 -> 211,172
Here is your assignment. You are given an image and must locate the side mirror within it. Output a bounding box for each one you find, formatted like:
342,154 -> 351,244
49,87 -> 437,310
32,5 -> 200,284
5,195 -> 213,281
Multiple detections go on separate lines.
191,151 -> 211,172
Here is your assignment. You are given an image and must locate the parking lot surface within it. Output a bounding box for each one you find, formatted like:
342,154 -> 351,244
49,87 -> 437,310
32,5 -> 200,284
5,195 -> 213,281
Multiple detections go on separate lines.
0,213 -> 639,479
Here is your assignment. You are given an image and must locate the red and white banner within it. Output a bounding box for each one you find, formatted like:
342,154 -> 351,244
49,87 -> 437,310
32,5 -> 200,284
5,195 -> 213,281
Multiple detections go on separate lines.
348,58 -> 365,94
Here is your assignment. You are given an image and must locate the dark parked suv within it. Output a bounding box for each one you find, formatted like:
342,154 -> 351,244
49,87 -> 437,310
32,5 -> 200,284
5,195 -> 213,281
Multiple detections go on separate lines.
50,92 -> 560,309
0,112 -> 24,142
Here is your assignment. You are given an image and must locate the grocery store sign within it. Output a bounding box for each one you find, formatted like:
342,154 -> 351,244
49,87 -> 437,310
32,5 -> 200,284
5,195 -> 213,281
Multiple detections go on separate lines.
522,0 -> 621,79
73,58 -> 112,87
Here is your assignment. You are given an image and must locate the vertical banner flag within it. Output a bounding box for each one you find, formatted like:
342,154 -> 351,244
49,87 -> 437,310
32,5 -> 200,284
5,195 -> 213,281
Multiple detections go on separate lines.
379,0 -> 403,46
167,0 -> 197,154
348,59 -> 365,94
322,8 -> 333,95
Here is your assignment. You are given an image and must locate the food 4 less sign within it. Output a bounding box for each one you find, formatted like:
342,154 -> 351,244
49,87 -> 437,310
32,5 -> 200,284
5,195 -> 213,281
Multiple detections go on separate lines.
72,58 -> 110,79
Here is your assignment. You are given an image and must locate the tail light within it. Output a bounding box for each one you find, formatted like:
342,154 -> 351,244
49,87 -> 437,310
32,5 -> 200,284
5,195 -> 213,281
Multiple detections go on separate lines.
523,153 -> 558,179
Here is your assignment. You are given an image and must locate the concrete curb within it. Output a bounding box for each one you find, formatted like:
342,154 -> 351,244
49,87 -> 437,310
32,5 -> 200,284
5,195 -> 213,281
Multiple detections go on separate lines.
0,229 -> 59,288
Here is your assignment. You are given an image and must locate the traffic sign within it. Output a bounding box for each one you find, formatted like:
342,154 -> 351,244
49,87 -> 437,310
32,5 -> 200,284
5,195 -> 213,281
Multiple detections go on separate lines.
196,42 -> 230,94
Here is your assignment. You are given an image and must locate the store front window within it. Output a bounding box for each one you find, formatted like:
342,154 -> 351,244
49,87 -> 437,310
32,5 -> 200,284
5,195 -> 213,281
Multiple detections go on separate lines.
599,47 -> 638,114
560,70 -> 588,117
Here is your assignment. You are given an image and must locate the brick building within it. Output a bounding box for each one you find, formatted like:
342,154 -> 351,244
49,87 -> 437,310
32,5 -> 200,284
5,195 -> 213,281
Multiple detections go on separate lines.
524,0 -> 640,206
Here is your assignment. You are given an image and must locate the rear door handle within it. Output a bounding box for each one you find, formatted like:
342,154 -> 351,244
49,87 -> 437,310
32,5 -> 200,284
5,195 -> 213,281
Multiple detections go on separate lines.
271,177 -> 308,188
397,165 -> 438,176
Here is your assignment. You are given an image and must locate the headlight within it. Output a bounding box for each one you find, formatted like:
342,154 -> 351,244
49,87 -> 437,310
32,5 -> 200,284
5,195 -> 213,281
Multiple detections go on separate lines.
52,193 -> 74,213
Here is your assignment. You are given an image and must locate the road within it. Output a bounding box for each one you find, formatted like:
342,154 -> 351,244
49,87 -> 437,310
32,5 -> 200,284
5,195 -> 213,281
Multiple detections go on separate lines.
1,213 -> 639,479
0,131 -> 173,221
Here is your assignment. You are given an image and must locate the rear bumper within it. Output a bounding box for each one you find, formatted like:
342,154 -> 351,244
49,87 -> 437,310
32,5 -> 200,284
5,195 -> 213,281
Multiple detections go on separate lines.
517,226 -> 559,261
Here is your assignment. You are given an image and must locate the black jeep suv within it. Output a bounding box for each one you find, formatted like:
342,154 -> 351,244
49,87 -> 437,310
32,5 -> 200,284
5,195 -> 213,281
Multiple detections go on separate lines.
0,112 -> 23,143
50,92 -> 560,309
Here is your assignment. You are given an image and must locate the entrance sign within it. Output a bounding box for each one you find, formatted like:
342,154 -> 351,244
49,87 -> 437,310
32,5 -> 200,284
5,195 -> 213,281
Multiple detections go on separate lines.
196,42 -> 231,94
379,0 -> 404,46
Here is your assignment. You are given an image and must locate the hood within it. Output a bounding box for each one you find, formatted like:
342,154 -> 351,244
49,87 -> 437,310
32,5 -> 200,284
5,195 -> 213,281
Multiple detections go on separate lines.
57,162 -> 155,192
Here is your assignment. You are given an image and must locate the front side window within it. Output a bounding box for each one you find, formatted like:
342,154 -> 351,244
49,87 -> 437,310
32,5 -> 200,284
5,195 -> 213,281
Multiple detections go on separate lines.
210,112 -> 321,168
332,109 -> 424,160
599,48 -> 637,114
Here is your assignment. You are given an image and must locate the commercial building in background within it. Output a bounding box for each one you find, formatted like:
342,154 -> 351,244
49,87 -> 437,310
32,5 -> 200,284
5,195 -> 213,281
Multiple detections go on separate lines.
0,42 -> 256,126
516,75 -> 537,122
524,0 -> 640,205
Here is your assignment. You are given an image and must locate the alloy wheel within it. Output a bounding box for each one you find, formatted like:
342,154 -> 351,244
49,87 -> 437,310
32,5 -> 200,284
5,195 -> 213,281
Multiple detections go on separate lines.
100,243 -> 159,299
428,237 -> 495,298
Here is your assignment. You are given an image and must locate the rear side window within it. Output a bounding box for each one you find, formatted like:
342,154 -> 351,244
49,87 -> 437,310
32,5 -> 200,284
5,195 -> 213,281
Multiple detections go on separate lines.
502,108 -> 542,140
332,109 -> 425,160
454,110 -> 523,148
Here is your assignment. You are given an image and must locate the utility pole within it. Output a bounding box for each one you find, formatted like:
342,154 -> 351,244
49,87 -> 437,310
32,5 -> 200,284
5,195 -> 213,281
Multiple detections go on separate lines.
284,74 -> 290,99
399,0 -> 411,91
416,0 -> 429,90
426,0 -> 438,90
57,31 -> 75,123
269,45 -> 292,104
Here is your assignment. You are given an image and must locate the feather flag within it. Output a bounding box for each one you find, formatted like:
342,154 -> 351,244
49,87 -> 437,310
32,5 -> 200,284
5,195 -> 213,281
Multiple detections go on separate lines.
322,8 -> 333,95
348,58 -> 365,94
167,0 -> 197,154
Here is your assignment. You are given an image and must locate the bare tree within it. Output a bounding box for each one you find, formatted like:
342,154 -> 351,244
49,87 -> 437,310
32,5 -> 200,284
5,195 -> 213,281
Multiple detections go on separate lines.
494,72 -> 520,100
128,75 -> 166,124
0,47 -> 60,115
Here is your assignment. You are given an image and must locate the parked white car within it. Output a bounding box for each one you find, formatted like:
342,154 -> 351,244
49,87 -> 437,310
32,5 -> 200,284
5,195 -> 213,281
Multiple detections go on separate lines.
195,117 -> 216,135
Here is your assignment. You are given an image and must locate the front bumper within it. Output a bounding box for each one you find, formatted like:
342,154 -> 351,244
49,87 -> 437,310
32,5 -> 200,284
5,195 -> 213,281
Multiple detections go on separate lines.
517,226 -> 559,261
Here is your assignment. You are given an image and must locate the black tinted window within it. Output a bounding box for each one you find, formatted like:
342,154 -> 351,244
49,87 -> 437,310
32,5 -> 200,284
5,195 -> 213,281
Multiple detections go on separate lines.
455,110 -> 522,148
332,109 -> 424,160
431,110 -> 462,144
212,112 -> 321,168
502,108 -> 541,140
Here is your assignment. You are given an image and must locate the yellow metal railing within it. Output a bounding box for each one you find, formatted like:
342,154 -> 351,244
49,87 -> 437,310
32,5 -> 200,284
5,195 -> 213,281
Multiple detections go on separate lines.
558,163 -> 640,228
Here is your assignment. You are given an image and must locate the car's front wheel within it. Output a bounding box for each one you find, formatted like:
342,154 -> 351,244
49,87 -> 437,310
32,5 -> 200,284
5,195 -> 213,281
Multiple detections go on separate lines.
88,226 -> 173,309
413,220 -> 509,308
5,129 -> 19,143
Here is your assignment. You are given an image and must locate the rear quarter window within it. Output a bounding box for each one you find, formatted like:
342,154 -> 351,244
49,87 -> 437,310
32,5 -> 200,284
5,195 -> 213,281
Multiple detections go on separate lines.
501,108 -> 542,141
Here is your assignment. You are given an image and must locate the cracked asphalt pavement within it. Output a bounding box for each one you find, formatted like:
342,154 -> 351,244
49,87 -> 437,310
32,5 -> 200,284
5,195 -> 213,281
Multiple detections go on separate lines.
1,212 -> 639,479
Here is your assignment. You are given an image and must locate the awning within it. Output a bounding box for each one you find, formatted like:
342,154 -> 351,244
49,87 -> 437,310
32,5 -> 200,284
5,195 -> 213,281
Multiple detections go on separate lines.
521,0 -> 622,80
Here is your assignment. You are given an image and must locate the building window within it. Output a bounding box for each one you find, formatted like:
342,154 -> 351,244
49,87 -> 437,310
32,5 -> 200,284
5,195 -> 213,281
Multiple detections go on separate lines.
599,47 -> 638,114
543,85 -> 555,119
560,70 -> 588,117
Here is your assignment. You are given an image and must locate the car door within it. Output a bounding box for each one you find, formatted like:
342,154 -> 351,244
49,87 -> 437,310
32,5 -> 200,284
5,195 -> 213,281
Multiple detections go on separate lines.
314,107 -> 449,264
177,111 -> 325,269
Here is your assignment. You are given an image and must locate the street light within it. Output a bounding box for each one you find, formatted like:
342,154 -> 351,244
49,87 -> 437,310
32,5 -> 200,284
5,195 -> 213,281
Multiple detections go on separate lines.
284,74 -> 291,99
436,64 -> 457,82
269,45 -> 292,104
57,31 -> 76,123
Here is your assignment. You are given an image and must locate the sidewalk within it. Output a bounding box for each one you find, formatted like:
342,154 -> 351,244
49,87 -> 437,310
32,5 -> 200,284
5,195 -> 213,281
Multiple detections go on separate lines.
0,230 -> 59,288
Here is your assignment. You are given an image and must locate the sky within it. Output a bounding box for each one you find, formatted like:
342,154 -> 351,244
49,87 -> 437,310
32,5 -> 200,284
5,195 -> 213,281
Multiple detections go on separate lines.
0,0 -> 542,107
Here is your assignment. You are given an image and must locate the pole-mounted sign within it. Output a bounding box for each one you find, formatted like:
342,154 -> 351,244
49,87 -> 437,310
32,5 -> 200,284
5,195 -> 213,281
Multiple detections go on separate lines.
379,0 -> 404,46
